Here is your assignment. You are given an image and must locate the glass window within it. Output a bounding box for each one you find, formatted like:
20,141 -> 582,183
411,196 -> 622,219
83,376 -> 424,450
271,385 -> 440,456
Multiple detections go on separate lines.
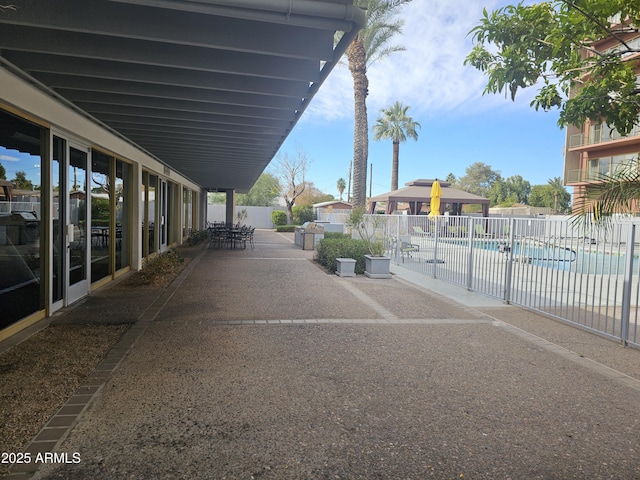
115,159 -> 130,271
148,174 -> 157,253
0,109 -> 44,329
52,137 -> 64,304
90,151 -> 111,283
141,171 -> 157,257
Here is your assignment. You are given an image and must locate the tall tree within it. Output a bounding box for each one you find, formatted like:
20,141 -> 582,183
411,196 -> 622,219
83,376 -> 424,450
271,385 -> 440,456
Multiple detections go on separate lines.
12,171 -> 33,190
295,182 -> 334,206
457,162 -> 501,199
273,150 -> 309,224
445,172 -> 457,185
465,1 -> 640,135
336,177 -> 346,201
372,101 -> 420,191
236,173 -> 281,207
530,177 -> 572,213
348,0 -> 412,207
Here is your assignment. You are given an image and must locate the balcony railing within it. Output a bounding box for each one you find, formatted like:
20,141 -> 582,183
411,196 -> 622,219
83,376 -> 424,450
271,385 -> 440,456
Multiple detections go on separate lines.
569,123 -> 640,148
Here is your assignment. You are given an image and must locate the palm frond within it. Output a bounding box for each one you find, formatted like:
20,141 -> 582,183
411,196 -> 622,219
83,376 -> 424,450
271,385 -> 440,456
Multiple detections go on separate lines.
571,156 -> 640,229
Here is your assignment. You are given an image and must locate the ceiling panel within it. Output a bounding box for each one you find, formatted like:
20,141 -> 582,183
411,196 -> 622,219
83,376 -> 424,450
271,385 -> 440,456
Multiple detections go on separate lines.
0,0 -> 363,192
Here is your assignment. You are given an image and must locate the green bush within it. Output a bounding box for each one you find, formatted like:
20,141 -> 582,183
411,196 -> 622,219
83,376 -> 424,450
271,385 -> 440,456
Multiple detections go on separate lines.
292,205 -> 314,225
276,224 -> 296,232
271,210 -> 287,226
187,229 -> 209,246
314,237 -> 368,274
324,232 -> 349,240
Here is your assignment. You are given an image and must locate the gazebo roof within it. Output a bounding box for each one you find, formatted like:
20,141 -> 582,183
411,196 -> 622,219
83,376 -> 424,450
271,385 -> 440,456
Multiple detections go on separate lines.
370,179 -> 489,205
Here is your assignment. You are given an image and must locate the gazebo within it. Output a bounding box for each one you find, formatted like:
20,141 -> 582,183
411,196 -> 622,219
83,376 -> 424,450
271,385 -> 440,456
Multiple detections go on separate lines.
368,179 -> 490,216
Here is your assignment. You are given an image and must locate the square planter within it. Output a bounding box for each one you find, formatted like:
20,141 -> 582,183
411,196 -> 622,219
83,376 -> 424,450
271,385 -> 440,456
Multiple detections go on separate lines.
336,257 -> 356,277
364,255 -> 392,279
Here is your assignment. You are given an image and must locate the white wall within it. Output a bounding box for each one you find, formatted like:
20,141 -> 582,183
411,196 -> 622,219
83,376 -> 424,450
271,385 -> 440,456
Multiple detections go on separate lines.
206,205 -> 285,229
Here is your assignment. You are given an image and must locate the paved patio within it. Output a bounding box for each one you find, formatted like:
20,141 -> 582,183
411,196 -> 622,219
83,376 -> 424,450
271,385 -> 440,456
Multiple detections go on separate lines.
5,229 -> 640,479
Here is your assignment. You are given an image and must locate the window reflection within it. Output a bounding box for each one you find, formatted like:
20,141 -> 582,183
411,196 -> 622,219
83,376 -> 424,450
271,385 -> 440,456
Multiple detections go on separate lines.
91,151 -> 110,283
115,160 -> 130,271
0,110 -> 43,329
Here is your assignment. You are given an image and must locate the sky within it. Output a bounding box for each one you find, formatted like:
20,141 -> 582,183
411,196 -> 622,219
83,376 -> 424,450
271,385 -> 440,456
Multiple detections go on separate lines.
276,0 -> 568,200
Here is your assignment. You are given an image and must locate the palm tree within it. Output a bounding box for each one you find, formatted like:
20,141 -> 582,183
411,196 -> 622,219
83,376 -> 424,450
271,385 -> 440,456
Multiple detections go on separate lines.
572,157 -> 640,225
336,177 -> 346,201
347,0 -> 412,207
373,101 -> 420,191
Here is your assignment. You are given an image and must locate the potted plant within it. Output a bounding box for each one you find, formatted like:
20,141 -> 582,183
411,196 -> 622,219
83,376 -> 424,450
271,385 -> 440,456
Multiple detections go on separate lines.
345,207 -> 392,279
335,257 -> 356,277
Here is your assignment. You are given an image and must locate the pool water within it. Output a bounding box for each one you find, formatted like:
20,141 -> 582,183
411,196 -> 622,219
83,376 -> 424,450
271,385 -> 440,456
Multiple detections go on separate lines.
467,238 -> 638,275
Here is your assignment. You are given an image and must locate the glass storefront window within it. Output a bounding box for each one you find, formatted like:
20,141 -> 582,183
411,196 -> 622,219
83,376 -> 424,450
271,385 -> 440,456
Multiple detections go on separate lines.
91,151 -> 111,283
148,175 -> 157,253
0,110 -> 44,329
115,159 -> 130,271
52,137 -> 64,305
141,171 -> 157,257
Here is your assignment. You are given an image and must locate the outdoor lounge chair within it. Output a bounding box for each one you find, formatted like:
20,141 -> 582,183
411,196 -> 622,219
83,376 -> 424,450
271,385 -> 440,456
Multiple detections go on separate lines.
412,225 -> 430,236
399,235 -> 419,262
474,224 -> 492,238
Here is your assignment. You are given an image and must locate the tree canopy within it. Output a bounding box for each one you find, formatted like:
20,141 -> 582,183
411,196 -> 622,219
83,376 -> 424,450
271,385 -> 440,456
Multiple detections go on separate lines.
455,162 -> 502,200
465,1 -> 640,134
529,177 -> 572,213
12,171 -> 33,190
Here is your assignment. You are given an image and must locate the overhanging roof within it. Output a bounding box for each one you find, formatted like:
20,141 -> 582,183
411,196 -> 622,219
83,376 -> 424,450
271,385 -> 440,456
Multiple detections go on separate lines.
0,0 -> 364,192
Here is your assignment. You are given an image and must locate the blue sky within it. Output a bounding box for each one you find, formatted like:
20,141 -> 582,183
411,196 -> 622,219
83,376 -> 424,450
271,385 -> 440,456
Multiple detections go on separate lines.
277,0 -> 567,200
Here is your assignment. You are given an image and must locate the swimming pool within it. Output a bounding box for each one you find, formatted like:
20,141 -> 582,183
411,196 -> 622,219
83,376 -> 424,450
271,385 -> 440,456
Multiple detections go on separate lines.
442,238 -> 638,275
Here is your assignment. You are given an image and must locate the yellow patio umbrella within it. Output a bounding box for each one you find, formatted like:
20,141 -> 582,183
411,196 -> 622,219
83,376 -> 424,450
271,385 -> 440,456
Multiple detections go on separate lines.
428,179 -> 442,216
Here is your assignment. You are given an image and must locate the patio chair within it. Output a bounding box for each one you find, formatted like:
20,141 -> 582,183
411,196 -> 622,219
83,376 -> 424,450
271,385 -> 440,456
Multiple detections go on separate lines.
474,224 -> 492,238
412,225 -> 430,236
399,235 -> 419,262
242,226 -> 255,249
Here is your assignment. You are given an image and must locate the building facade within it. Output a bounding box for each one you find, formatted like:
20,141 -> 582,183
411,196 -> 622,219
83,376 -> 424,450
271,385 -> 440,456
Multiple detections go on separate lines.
564,20 -> 640,207
0,81 -> 203,340
0,0 -> 364,340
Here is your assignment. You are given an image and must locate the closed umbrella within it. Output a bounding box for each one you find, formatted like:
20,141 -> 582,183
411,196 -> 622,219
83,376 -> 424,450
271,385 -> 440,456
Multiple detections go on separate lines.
428,179 -> 442,216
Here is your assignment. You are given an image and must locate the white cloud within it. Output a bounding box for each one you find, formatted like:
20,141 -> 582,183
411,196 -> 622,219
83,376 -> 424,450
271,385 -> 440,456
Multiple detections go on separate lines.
0,154 -> 20,162
304,0 -> 539,124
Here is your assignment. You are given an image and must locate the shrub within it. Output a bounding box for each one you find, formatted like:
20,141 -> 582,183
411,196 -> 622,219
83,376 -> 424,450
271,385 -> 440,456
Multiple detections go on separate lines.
138,248 -> 184,286
271,210 -> 287,226
187,229 -> 208,246
276,224 -> 296,232
324,232 -> 349,240
314,237 -> 368,274
292,205 -> 314,225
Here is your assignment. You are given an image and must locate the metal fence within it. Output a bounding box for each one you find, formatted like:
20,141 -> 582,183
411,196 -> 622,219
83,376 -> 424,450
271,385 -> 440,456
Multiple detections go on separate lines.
365,214 -> 639,348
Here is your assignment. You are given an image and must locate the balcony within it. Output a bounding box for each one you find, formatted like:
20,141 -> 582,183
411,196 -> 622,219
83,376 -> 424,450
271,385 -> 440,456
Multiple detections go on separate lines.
566,169 -> 591,184
569,122 -> 640,149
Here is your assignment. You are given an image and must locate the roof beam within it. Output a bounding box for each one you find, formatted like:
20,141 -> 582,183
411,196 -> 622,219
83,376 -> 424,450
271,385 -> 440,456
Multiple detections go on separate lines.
0,25 -> 320,81
6,53 -> 310,98
4,0 -> 334,60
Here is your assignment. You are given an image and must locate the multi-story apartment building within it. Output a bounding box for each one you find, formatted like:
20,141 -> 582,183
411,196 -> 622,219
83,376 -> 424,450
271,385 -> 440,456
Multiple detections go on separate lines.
564,20 -> 640,209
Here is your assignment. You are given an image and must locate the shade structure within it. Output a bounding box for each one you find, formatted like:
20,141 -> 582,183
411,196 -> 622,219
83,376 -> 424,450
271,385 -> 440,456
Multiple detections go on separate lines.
428,179 -> 442,216
368,179 -> 490,216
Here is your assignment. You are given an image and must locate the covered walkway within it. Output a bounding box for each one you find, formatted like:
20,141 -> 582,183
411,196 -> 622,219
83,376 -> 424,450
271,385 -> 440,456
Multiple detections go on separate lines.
4,230 -> 640,479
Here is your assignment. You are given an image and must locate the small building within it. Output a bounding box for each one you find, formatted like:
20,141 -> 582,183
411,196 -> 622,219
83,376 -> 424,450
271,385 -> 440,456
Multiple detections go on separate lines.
313,200 -> 352,219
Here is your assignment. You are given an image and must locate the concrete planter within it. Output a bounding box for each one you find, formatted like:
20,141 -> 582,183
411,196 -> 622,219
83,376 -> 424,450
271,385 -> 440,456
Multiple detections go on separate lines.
335,257 -> 356,277
364,255 -> 392,279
